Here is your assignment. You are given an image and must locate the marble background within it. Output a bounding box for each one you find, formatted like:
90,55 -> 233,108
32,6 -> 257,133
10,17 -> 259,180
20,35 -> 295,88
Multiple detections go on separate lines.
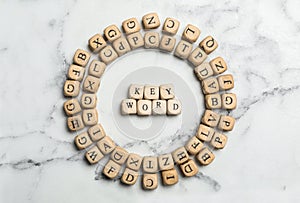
1,0 -> 300,202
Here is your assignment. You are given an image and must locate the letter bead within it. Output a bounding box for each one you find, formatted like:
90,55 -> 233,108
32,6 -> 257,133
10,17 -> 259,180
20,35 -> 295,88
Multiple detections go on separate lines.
83,75 -> 101,93
127,32 -> 144,49
172,147 -> 189,165
121,99 -> 137,115
73,49 -> 91,67
196,124 -> 215,142
63,98 -> 82,116
202,77 -> 220,94
158,153 -> 174,171
196,147 -> 215,165
103,25 -> 121,42
88,124 -> 106,142
129,84 -> 144,99
99,45 -> 118,64
85,146 -> 104,164
144,32 -> 160,49
143,173 -> 158,190
97,136 -> 116,155
143,156 -> 158,173
74,132 -> 93,150
188,47 -> 207,67
185,136 -> 203,155
121,168 -> 139,185
81,93 -> 97,109
88,60 -> 106,78
211,132 -> 227,149
64,80 -> 80,97
142,12 -> 160,29
218,74 -> 234,90
205,94 -> 222,109
194,62 -> 214,81
162,17 -> 180,35
160,84 -> 175,100
82,109 -> 98,126
137,100 -> 152,115
88,34 -> 107,53
222,93 -> 237,110
201,110 -> 220,127
103,160 -> 121,179
159,35 -> 176,52
67,114 -> 84,131
167,99 -> 182,115
67,64 -> 85,81
152,100 -> 167,115
209,57 -> 227,75
161,168 -> 178,186
199,36 -> 218,54
180,159 -> 198,177
126,153 -> 143,171
218,115 -> 235,131
174,40 -> 193,59
111,146 -> 129,165
122,17 -> 141,34
144,85 -> 159,100
112,37 -> 131,56
182,24 -> 201,43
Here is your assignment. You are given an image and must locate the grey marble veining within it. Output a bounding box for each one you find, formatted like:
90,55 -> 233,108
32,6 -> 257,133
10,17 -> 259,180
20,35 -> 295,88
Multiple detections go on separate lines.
1,0 -> 300,202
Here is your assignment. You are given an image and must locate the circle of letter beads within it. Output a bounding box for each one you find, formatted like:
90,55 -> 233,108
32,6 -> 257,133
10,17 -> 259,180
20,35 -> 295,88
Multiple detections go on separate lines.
63,12 -> 237,190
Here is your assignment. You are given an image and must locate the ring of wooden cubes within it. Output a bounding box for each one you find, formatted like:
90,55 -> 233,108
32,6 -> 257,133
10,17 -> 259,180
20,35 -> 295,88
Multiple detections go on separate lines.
62,12 -> 237,190
121,84 -> 181,116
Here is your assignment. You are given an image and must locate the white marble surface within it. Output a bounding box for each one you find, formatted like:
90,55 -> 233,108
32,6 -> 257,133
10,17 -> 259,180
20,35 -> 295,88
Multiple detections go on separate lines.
1,0 -> 300,202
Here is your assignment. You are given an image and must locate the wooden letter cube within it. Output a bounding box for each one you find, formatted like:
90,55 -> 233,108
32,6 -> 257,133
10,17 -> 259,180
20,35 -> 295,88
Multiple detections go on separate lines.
196,124 -> 215,142
121,168 -> 139,185
85,146 -> 104,164
209,57 -> 227,75
129,84 -> 144,99
122,17 -> 141,34
202,77 -> 220,94
162,17 -> 180,35
185,136 -> 203,155
81,93 -> 97,109
126,153 -> 143,171
82,109 -> 98,126
88,124 -> 106,142
167,99 -> 182,115
152,100 -> 167,115
67,64 -> 85,81
103,160 -> 121,179
67,114 -> 84,131
199,36 -> 218,54
74,132 -> 93,150
196,147 -> 215,165
194,62 -> 214,81
218,115 -> 235,131
99,45 -> 118,64
127,32 -> 144,49
205,94 -> 222,109
182,24 -> 201,43
174,40 -> 193,59
88,60 -> 106,78
111,146 -> 129,165
112,37 -> 131,56
201,110 -> 220,127
64,80 -> 80,97
218,74 -> 234,90
144,32 -> 160,49
180,159 -> 199,177
137,100 -> 152,116
121,99 -> 137,115
142,12 -> 160,29
172,147 -> 189,165
97,136 -> 116,155
158,153 -> 174,171
160,84 -> 175,99
143,173 -> 158,190
88,34 -> 107,53
64,98 -> 81,116
188,47 -> 207,67
159,35 -> 176,52
144,85 -> 159,100
73,49 -> 91,67
103,25 -> 121,42
211,133 -> 227,149
143,156 -> 158,173
83,75 -> 101,93
222,93 -> 237,110
161,168 -> 178,186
